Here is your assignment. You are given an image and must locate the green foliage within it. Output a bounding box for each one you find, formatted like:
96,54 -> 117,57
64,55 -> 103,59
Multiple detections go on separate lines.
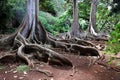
39,11 -> 57,25
79,19 -> 88,30
52,0 -> 65,15
16,64 -> 30,72
0,0 -> 13,33
54,11 -> 70,33
40,0 -> 65,16
78,1 -> 90,30
96,2 -> 110,31
110,0 -> 120,15
78,1 -> 90,21
40,0 -> 57,16
64,0 -> 90,30
1,0 -> 119,35
38,11 -> 57,34
39,11 -> 70,35
9,0 -> 26,27
96,0 -> 120,33
8,0 -> 26,11
39,0 -> 71,35
0,0 -> 26,33
106,23 -> 120,54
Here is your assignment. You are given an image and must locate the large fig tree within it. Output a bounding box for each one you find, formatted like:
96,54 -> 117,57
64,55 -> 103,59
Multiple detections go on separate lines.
0,0 -> 73,67
0,0 -> 100,72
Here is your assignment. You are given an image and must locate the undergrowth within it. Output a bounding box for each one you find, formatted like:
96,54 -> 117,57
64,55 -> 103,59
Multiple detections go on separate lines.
39,11 -> 70,35
0,65 -> 6,70
106,22 -> 120,54
16,64 -> 30,72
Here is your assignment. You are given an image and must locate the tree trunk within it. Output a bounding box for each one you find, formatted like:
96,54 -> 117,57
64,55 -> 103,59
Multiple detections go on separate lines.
70,0 -> 81,37
0,0 -> 73,68
88,0 -> 100,36
20,0 -> 47,43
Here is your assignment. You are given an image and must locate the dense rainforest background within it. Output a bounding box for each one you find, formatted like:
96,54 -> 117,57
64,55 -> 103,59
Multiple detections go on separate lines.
0,0 -> 120,80
0,0 -> 120,54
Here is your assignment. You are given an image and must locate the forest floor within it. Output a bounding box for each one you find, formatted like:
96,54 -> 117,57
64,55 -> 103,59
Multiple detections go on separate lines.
0,40 -> 120,80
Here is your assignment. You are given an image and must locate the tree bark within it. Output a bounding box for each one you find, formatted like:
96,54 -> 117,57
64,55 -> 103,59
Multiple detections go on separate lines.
20,0 -> 47,43
88,0 -> 100,36
70,0 -> 81,37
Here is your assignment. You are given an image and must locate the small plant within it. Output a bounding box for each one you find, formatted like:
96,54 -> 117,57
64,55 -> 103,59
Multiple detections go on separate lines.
16,64 -> 30,72
0,65 -> 6,70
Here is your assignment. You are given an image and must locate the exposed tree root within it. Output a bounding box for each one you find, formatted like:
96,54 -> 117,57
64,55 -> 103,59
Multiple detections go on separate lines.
89,55 -> 120,72
47,37 -> 100,56
70,66 -> 77,76
97,61 -> 120,72
13,32 -> 72,67
0,0 -> 104,76
56,38 -> 96,47
0,33 -> 16,49
0,29 -> 100,68
31,69 -> 53,77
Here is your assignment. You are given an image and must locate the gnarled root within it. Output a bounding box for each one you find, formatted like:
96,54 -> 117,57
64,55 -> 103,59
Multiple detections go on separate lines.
0,33 -> 17,49
13,33 -> 72,67
31,69 -> 53,77
0,54 -> 16,64
48,37 -> 100,56
57,37 -> 96,47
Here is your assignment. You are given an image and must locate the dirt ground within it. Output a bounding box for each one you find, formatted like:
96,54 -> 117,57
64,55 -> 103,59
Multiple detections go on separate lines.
0,41 -> 120,80
0,52 -> 120,80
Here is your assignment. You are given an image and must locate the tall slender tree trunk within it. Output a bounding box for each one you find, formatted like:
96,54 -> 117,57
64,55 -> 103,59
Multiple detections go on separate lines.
88,0 -> 100,36
70,0 -> 81,37
73,0 -> 78,22
20,0 -> 47,43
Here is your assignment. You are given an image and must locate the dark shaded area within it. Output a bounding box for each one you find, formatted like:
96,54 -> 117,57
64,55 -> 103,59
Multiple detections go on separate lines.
39,0 -> 57,16
109,0 -> 120,15
0,0 -> 13,33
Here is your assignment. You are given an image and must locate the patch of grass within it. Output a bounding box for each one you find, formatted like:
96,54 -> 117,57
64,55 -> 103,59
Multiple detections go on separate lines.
0,65 -> 6,70
117,62 -> 120,66
106,43 -> 120,54
16,64 -> 30,72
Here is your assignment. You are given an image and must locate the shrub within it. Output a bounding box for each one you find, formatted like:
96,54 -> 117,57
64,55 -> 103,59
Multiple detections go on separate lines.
0,0 -> 26,33
39,11 -> 70,35
39,0 -> 57,16
16,64 -> 30,72
54,11 -> 70,33
38,11 -> 56,33
106,22 -> 120,54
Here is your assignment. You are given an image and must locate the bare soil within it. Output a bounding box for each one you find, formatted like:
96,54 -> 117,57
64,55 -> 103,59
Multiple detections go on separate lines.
0,54 -> 119,80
